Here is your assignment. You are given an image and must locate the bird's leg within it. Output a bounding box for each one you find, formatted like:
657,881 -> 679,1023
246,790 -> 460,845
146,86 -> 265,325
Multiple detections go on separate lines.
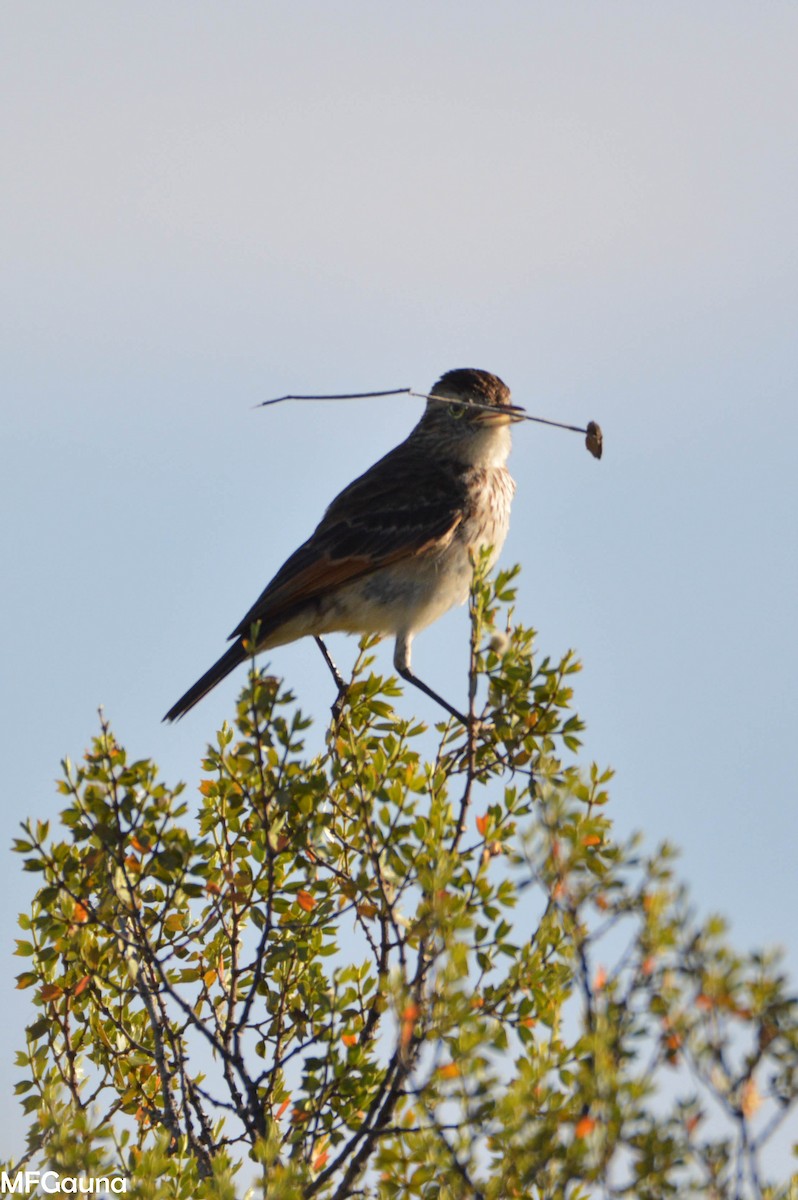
314,636 -> 348,718
397,666 -> 470,725
394,636 -> 469,726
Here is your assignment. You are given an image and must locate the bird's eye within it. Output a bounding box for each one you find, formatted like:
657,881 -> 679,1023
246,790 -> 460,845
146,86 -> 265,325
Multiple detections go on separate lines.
448,403 -> 466,419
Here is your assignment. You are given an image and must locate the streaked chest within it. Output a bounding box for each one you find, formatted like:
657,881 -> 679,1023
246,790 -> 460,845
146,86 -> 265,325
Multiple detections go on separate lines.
459,465 -> 515,556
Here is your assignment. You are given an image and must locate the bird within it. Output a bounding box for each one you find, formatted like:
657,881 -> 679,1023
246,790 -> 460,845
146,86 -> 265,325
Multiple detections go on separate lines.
164,368 -> 524,724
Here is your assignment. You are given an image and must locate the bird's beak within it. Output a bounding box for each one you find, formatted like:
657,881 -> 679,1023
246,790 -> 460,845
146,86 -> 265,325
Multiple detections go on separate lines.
477,404 -> 528,426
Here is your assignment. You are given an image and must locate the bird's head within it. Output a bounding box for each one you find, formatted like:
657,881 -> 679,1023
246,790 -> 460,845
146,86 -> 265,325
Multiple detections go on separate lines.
413,368 -> 524,461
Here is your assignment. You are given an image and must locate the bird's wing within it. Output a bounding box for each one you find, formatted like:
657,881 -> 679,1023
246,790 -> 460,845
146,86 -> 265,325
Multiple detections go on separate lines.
230,442 -> 467,639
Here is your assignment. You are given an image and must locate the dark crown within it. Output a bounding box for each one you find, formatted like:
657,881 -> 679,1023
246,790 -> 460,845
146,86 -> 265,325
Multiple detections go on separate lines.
430,368 -> 511,409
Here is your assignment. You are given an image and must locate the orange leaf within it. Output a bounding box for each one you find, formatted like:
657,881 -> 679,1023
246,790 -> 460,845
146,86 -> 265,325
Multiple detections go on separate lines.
685,1111 -> 703,1136
582,834 -> 601,847
740,1079 -> 761,1118
275,1097 -> 291,1119
438,1062 -> 460,1079
73,975 -> 91,997
297,890 -> 316,912
695,993 -> 714,1011
476,813 -> 489,836
664,1031 -> 682,1063
574,1115 -> 595,1139
342,1033 -> 358,1047
401,1002 -> 419,1048
593,966 -> 607,991
199,779 -> 214,796
312,1148 -> 329,1171
40,984 -> 63,1002
73,902 -> 89,924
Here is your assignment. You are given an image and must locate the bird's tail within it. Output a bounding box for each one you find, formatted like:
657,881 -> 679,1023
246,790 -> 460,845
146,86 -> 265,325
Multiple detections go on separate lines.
163,641 -> 248,722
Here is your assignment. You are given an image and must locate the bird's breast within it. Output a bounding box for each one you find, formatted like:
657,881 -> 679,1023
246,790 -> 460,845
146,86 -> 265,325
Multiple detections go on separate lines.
458,465 -> 515,562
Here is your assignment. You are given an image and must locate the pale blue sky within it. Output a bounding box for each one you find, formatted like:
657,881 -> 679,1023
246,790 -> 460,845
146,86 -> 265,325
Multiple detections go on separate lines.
3,1 -> 798,1166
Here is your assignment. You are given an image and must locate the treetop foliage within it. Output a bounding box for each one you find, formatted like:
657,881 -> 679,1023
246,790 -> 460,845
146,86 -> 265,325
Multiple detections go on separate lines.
9,562 -> 798,1198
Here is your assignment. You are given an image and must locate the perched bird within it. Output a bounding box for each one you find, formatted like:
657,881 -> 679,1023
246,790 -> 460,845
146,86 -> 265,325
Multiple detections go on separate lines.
164,368 -> 524,724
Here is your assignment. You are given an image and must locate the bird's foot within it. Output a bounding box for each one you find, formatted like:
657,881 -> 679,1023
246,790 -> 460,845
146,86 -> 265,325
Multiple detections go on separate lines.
330,684 -> 349,725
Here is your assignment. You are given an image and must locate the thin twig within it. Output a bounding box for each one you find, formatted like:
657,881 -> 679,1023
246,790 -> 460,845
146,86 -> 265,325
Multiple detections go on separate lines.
256,386 -> 602,447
